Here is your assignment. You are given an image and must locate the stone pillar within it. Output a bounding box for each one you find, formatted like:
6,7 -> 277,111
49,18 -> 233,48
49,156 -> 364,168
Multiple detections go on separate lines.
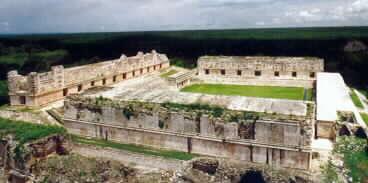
200,115 -> 215,137
51,65 -> 65,89
168,112 -> 185,133
7,70 -> 20,93
27,72 -> 40,94
224,122 -> 239,139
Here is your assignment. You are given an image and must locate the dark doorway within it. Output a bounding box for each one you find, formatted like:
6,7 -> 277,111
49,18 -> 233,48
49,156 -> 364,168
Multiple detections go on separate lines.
338,125 -> 351,136
187,137 -> 192,153
78,84 -> 83,92
63,88 -> 68,96
19,96 -> 26,105
240,170 -> 266,183
355,127 -> 368,138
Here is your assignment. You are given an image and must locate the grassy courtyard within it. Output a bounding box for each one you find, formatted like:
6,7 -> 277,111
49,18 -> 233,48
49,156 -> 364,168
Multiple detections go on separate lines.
361,113 -> 368,126
160,69 -> 178,78
181,84 -> 311,100
0,117 -> 66,144
350,90 -> 364,108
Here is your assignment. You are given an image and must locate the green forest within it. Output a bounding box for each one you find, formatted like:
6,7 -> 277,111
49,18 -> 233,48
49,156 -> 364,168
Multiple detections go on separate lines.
1,26 -> 368,105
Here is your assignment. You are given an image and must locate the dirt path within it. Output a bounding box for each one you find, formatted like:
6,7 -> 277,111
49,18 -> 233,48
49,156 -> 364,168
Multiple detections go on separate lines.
72,144 -> 185,172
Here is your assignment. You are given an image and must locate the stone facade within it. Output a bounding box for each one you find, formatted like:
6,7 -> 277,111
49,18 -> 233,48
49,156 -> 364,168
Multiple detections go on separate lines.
63,96 -> 314,170
7,50 -> 170,106
197,56 -> 324,88
167,70 -> 196,88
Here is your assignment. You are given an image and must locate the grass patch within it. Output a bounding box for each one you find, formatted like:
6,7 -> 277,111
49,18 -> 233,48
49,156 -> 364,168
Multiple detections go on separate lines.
0,117 -> 66,144
361,113 -> 368,125
305,88 -> 313,101
160,69 -> 178,78
350,90 -> 364,108
72,135 -> 196,161
181,84 -> 307,100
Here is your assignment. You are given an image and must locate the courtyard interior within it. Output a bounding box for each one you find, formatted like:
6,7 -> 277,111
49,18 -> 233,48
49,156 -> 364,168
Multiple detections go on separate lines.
82,69 -> 308,116
181,83 -> 312,101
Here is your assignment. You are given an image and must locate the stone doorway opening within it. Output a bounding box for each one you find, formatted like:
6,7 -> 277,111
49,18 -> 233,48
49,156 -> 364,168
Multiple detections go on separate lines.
240,170 -> 265,183
19,96 -> 26,105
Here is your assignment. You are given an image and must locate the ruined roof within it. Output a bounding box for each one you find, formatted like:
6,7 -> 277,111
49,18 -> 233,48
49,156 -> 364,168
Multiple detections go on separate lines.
316,73 -> 357,122
198,56 -> 323,63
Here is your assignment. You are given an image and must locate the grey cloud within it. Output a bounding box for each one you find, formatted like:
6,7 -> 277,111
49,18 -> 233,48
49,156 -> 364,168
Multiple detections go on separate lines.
0,0 -> 367,34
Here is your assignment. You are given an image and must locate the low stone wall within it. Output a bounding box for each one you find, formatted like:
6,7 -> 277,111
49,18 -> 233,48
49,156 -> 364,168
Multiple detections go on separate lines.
0,109 -> 45,124
64,119 -> 310,170
63,98 -> 313,170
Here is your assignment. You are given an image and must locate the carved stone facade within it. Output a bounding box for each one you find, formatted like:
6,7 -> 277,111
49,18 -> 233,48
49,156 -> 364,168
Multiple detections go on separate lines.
198,56 -> 324,88
7,50 -> 170,106
63,97 -> 314,170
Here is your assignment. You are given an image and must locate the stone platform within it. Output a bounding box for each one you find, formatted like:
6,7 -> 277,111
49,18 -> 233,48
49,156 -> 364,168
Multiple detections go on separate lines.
84,71 -> 307,116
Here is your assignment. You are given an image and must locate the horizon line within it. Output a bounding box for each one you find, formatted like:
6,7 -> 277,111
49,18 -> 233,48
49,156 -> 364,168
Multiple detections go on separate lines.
1,25 -> 367,37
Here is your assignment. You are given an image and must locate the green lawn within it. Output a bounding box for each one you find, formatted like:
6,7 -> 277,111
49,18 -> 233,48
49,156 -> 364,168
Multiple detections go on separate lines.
350,90 -> 364,108
72,135 -> 196,161
181,84 -> 310,100
0,117 -> 66,144
361,113 -> 368,125
160,69 -> 178,78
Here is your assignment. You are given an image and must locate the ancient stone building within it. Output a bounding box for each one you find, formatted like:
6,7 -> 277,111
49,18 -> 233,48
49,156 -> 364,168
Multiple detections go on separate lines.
7,50 -> 366,174
64,96 -> 314,170
198,56 -> 324,88
7,50 -> 169,106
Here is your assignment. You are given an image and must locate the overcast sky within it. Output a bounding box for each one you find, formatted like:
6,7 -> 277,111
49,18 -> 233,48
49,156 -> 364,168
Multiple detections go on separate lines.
0,0 -> 367,34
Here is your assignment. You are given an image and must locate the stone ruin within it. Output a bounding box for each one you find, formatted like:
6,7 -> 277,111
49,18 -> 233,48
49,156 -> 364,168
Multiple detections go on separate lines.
7,50 -> 170,106
11,51 -> 361,178
198,56 -> 324,88
63,95 -> 314,170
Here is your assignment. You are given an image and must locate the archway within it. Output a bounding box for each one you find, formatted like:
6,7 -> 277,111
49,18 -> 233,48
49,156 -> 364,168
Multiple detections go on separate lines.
240,170 -> 266,183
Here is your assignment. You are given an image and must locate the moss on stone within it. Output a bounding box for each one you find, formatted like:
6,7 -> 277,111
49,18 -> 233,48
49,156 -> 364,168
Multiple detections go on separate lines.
66,95 -> 309,124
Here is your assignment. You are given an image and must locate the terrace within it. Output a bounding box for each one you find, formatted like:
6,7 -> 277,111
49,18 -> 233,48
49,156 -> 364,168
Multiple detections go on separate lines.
82,69 -> 308,117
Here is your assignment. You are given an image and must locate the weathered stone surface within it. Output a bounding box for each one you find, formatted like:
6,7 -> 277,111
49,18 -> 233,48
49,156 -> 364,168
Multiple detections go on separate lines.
7,50 -> 170,106
192,158 -> 219,175
0,135 -> 70,183
197,56 -> 324,88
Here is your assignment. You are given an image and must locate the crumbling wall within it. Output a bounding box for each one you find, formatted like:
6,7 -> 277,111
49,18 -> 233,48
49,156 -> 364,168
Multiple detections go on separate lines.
255,121 -> 301,146
0,135 -> 69,183
64,98 -> 312,147
63,97 -> 313,170
64,119 -> 311,170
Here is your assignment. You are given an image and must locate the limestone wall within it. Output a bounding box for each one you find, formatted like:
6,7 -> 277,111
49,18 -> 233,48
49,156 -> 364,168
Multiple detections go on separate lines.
63,98 -> 313,170
64,50 -> 168,86
64,99 -> 312,148
7,50 -> 170,106
197,56 -> 324,88
64,119 -> 310,170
